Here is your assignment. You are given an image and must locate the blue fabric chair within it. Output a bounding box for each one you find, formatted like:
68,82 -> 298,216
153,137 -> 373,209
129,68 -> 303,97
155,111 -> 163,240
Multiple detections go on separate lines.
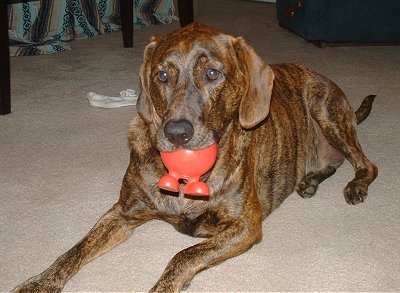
276,0 -> 400,47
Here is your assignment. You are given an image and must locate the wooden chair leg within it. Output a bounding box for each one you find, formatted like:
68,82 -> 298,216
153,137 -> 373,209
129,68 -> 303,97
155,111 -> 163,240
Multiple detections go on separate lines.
119,0 -> 194,48
120,0 -> 133,48
0,0 -> 11,115
177,0 -> 193,27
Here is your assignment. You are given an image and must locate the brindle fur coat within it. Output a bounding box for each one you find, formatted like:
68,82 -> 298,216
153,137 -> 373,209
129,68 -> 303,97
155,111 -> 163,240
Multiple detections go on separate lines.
12,23 -> 377,293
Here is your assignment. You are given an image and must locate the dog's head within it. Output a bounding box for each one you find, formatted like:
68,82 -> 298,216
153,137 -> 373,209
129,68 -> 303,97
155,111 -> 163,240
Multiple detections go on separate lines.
137,23 -> 274,152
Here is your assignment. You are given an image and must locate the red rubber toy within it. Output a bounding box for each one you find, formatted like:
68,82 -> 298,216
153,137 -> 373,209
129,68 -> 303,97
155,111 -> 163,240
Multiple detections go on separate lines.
158,144 -> 218,196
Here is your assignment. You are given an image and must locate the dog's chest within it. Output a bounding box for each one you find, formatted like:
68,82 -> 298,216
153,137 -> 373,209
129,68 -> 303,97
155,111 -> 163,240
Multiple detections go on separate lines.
154,194 -> 236,238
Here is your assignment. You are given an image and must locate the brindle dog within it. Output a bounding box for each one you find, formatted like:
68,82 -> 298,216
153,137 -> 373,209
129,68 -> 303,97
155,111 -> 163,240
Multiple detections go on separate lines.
12,23 -> 378,293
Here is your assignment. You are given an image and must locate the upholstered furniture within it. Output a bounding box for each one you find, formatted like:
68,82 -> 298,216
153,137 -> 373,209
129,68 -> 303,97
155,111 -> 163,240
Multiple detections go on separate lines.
0,0 -> 194,115
276,0 -> 400,47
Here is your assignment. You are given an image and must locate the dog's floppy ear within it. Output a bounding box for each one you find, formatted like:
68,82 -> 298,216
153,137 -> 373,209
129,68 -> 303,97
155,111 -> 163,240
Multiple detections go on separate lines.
234,37 -> 275,129
137,40 -> 157,124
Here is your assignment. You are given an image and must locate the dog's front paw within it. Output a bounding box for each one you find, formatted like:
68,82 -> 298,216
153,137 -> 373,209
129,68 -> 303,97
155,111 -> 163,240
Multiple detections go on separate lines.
344,181 -> 368,205
11,275 -> 62,293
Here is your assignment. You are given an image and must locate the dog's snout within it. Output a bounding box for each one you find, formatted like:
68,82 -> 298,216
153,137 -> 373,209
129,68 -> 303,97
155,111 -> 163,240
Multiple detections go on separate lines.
164,119 -> 194,146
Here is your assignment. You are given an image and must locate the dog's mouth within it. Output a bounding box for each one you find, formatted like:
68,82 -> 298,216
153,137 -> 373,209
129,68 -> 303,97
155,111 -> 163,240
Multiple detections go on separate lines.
157,136 -> 218,153
156,124 -> 219,153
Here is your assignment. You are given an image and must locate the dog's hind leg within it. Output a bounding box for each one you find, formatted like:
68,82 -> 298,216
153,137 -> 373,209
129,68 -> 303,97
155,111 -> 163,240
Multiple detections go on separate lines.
305,84 -> 378,204
318,121 -> 377,204
297,165 -> 337,198
297,112 -> 346,199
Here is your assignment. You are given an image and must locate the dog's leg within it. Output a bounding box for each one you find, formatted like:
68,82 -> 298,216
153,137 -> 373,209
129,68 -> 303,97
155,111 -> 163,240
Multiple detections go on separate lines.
297,165 -> 337,198
150,212 -> 262,293
297,118 -> 345,198
322,126 -> 377,204
11,203 -> 150,293
307,86 -> 378,204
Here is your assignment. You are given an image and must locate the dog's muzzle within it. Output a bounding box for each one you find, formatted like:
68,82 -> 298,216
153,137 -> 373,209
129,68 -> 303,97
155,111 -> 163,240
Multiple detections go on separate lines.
164,119 -> 194,146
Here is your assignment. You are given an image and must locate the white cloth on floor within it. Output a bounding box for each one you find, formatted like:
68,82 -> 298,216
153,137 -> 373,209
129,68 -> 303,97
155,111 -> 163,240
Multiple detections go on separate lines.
86,89 -> 138,108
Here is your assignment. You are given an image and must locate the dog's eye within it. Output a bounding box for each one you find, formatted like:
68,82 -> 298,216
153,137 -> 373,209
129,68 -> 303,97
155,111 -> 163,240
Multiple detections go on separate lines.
158,70 -> 168,82
206,68 -> 220,81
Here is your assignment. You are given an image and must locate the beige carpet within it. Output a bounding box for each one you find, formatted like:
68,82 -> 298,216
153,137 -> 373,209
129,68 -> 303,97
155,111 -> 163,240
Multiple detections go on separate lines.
1,0 -> 399,292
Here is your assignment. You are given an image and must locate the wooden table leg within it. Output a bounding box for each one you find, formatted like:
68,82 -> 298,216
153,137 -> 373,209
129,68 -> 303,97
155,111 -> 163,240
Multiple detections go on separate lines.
177,0 -> 193,27
119,0 -> 194,48
120,0 -> 133,48
0,0 -> 11,115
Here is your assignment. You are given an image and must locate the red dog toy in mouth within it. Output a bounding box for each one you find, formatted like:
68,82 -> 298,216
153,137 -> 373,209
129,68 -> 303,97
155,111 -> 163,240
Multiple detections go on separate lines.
158,144 -> 218,196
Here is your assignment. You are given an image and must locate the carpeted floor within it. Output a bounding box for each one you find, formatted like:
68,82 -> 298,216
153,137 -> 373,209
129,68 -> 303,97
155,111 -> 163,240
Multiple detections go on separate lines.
1,0 -> 399,292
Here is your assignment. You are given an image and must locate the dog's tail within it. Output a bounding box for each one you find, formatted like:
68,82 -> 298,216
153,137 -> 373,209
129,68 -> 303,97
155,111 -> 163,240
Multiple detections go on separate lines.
355,95 -> 376,125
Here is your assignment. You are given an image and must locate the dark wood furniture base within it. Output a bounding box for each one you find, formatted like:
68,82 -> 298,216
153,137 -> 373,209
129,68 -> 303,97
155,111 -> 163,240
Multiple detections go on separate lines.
0,0 -> 11,115
120,0 -> 193,48
177,0 -> 194,27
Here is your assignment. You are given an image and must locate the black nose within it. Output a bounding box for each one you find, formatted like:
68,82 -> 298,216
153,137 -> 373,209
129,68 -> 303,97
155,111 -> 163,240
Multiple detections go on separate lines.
164,119 -> 194,146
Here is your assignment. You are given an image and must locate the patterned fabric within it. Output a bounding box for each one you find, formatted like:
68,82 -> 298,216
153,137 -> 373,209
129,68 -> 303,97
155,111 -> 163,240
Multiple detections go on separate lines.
8,0 -> 177,56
